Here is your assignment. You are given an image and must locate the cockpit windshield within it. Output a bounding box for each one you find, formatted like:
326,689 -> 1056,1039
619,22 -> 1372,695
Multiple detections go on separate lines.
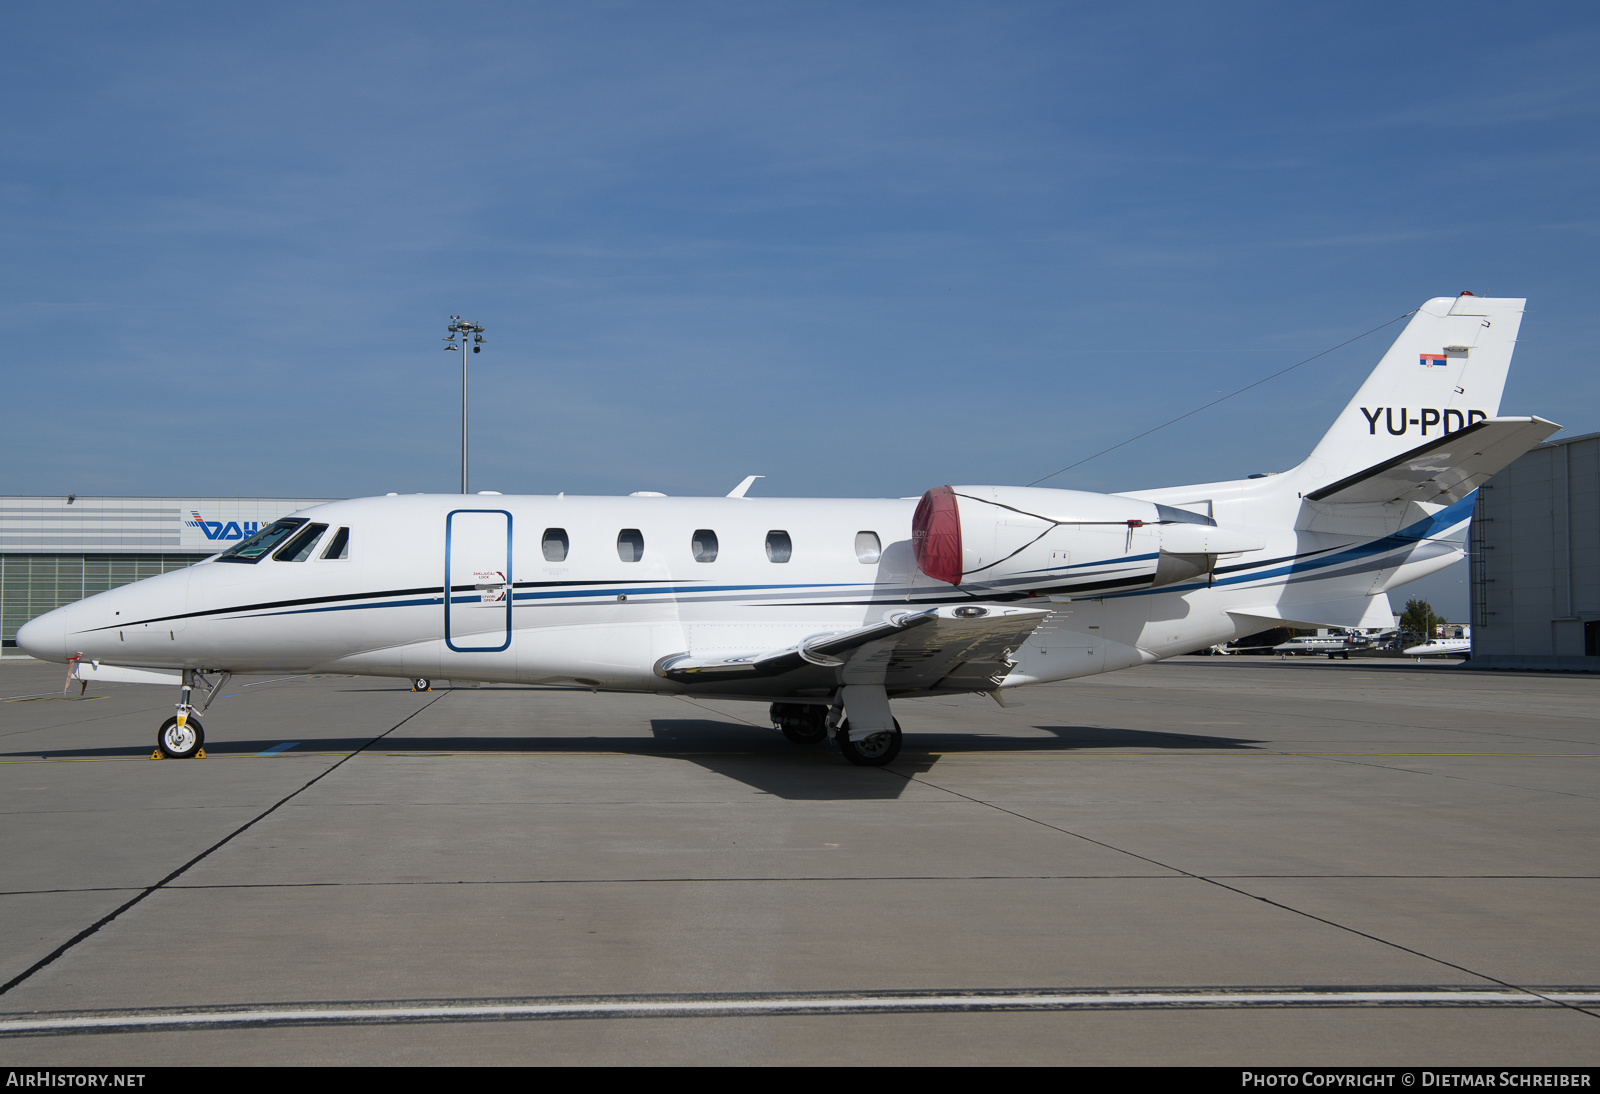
216,518 -> 307,564
273,523 -> 328,562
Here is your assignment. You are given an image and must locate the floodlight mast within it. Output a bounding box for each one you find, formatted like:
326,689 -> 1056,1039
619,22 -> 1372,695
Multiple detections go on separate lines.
441,317 -> 486,494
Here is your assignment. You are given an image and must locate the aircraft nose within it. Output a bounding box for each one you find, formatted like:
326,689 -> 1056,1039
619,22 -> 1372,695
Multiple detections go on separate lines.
15,608 -> 67,663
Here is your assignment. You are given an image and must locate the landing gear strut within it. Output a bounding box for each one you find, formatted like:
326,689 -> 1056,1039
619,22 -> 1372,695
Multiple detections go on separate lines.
770,702 -> 828,745
155,669 -> 229,759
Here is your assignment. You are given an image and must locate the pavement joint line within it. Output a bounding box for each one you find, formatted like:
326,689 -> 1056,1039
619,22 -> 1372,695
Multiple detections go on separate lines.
672,694 -> 769,729
0,691 -> 451,999
1080,688 -> 1600,747
6,750 -> 1600,764
2,871 -> 1592,897
883,763 -> 1600,1023
5,987 -> 1600,1037
1298,751 -> 1600,803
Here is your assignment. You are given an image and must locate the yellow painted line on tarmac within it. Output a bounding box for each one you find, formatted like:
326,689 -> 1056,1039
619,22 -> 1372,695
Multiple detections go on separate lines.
928,750 -> 1600,758
0,756 -> 149,764
1,750 -> 720,764
375,750 -> 638,757
1277,751 -> 1600,757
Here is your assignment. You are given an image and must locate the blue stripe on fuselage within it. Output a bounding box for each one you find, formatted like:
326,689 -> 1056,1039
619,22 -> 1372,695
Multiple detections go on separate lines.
1100,490 -> 1478,600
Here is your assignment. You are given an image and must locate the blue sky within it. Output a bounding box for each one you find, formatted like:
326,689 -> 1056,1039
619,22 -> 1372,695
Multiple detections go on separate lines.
5,2 -> 1597,614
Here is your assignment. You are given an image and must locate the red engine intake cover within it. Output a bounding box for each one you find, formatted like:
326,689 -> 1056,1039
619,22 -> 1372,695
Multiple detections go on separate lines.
912,485 -> 963,586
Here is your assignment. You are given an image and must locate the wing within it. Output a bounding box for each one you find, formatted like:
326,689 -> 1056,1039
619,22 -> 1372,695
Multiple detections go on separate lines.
1306,417 -> 1560,506
654,604 -> 1052,695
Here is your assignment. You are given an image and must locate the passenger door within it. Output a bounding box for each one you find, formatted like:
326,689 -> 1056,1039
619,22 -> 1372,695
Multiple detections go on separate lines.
444,509 -> 513,653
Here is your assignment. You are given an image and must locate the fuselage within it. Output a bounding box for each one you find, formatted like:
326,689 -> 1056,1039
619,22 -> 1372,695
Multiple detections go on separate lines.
17,484 -> 1471,700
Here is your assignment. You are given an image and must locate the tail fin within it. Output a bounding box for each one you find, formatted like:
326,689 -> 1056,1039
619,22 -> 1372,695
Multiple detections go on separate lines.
1298,295 -> 1525,489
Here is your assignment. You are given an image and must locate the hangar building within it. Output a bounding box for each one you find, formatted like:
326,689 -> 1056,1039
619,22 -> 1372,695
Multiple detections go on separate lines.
1,496 -> 332,650
1470,430 -> 1600,671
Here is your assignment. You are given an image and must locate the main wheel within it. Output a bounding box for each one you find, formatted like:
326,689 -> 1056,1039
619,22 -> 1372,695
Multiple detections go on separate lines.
837,718 -> 902,766
771,702 -> 828,745
157,716 -> 204,759
412,678 -> 431,692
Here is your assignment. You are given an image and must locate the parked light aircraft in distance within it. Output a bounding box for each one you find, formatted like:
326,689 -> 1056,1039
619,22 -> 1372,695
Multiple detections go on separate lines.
1403,637 -> 1472,658
1272,631 -> 1364,659
18,294 -> 1557,765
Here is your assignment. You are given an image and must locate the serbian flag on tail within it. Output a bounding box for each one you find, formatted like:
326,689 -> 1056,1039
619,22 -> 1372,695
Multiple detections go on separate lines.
1419,353 -> 1448,369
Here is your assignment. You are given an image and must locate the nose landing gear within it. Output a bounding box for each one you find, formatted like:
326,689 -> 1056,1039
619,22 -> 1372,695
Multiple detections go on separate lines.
152,669 -> 230,759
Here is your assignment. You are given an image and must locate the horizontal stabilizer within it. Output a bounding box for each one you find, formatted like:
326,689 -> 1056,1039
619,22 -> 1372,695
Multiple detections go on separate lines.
1306,417 -> 1560,506
655,604 -> 1051,692
1230,593 -> 1393,633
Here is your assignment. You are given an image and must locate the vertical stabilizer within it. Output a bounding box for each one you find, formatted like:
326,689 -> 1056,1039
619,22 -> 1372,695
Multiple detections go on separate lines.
1298,295 -> 1525,489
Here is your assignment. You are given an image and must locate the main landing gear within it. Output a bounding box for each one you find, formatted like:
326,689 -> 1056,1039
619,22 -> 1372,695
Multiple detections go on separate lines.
770,702 -> 828,745
837,718 -> 903,766
154,669 -> 230,759
770,691 -> 905,767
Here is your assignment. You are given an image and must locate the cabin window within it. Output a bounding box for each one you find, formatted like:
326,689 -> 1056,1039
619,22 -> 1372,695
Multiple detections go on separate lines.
765,530 -> 792,563
692,529 -> 718,563
542,528 -> 569,562
216,518 -> 306,564
854,531 -> 881,564
274,523 -> 329,562
321,527 -> 350,560
617,528 -> 645,563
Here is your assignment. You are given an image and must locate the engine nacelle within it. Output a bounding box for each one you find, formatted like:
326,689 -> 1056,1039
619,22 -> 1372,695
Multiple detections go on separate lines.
911,485 -> 1264,596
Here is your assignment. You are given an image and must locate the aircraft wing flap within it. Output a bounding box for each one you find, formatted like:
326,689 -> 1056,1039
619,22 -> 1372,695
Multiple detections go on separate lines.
1305,417 -> 1561,506
871,610 -> 1051,692
654,605 -> 1051,690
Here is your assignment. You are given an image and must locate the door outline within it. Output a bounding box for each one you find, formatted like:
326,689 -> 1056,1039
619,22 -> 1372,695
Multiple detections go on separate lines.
444,508 -> 513,653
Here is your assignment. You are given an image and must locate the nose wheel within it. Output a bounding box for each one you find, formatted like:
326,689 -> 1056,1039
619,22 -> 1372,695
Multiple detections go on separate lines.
156,715 -> 205,759
412,678 -> 432,692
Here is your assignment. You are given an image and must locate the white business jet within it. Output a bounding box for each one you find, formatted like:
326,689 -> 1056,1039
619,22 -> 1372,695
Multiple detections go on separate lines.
1403,637 -> 1473,658
17,294 -> 1557,765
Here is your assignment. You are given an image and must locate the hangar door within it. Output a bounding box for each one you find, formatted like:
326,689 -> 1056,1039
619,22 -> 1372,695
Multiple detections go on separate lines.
445,509 -> 513,653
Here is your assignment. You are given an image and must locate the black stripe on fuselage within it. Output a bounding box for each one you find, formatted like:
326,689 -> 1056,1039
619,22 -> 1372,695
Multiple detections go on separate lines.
89,578 -> 681,631
94,544 -> 1348,634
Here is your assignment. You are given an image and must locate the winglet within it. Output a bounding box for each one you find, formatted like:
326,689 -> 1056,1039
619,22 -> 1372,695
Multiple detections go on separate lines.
727,475 -> 765,498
